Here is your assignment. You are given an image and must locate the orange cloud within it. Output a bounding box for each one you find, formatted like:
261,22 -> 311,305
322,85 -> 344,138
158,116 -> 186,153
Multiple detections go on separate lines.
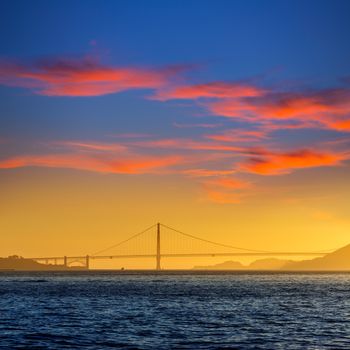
183,168 -> 236,177
108,133 -> 153,139
153,81 -> 264,100
201,176 -> 252,204
173,122 -> 223,129
126,138 -> 244,152
107,156 -> 182,174
205,129 -> 267,143
199,175 -> 253,204
0,57 -> 182,96
1,134 -> 348,205
151,76 -> 350,133
208,89 -> 350,131
327,119 -> 350,131
204,189 -> 244,204
0,153 -> 182,174
239,149 -> 346,175
202,177 -> 251,189
57,141 -> 127,152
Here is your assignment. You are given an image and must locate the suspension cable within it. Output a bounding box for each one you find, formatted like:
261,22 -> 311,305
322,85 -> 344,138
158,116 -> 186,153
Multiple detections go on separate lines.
161,223 -> 335,254
160,223 -> 271,253
91,223 -> 156,256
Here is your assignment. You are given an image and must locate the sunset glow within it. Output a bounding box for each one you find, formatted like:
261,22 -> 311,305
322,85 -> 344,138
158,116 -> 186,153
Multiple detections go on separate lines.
1,0 -> 349,270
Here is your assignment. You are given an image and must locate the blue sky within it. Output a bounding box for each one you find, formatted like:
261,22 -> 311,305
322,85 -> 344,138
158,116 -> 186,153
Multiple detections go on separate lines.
0,0 -> 350,201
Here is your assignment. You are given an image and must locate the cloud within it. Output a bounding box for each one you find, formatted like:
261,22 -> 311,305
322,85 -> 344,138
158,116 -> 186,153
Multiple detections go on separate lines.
1,133 -> 348,204
0,56 -> 183,96
152,81 -> 264,101
173,122 -> 223,129
0,153 -> 183,174
107,133 -> 153,139
205,129 -> 268,143
125,138 -> 244,152
183,168 -> 236,177
2,55 -> 349,132
204,189 -> 244,204
202,177 -> 251,189
327,119 -> 350,131
207,88 -> 350,131
239,149 -> 346,175
200,176 -> 251,204
152,76 -> 350,133
199,176 -> 252,204
56,141 -> 127,152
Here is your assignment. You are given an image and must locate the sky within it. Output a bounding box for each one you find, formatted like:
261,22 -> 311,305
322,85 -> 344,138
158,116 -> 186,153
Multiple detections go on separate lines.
0,0 -> 350,268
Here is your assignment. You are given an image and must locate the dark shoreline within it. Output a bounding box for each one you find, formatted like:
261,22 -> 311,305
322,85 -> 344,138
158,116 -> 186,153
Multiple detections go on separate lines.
1,269 -> 350,275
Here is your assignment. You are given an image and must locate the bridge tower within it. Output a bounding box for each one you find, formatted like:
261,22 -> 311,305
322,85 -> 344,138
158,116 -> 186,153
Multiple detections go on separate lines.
156,222 -> 161,270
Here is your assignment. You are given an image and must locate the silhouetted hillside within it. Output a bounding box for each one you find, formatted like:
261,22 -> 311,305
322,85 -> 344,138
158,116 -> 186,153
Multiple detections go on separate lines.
0,256 -> 85,271
249,258 -> 291,270
192,244 -> 350,271
283,244 -> 350,270
193,260 -> 244,270
193,258 -> 291,270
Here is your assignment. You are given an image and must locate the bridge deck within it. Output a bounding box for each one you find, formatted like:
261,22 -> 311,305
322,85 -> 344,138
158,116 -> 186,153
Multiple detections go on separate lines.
30,251 -> 326,262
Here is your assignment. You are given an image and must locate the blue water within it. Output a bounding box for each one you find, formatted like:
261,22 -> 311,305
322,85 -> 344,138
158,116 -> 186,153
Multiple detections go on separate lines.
0,272 -> 349,349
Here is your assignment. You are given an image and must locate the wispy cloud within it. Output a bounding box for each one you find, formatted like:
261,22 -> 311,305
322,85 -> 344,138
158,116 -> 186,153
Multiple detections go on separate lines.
239,149 -> 346,175
1,54 -> 350,204
202,177 -> 251,189
206,88 -> 350,132
182,168 -> 236,177
199,176 -> 253,204
0,153 -> 183,174
124,137 -> 245,152
205,129 -> 268,143
0,56 -> 185,96
173,122 -> 223,129
1,134 -> 349,204
152,77 -> 350,133
203,189 -> 245,204
152,81 -> 264,101
55,141 -> 127,152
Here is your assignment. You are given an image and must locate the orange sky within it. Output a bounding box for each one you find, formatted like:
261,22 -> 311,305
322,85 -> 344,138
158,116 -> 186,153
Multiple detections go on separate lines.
1,1 -> 350,269
1,164 -> 349,269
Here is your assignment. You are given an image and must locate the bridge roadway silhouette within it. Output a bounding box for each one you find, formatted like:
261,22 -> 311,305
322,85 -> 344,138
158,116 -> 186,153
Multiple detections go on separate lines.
29,223 -> 330,270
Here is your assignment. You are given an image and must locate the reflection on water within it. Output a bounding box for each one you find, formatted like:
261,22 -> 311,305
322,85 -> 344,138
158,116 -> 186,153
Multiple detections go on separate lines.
0,272 -> 349,349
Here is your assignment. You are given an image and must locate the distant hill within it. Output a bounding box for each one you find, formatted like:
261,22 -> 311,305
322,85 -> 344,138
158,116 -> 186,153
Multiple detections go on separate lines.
192,244 -> 350,271
249,258 -> 292,270
193,258 -> 291,270
0,256 -> 85,271
193,260 -> 244,270
283,244 -> 350,271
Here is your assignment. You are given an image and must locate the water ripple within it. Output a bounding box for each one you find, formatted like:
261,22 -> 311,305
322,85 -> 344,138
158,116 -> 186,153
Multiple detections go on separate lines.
0,272 -> 349,349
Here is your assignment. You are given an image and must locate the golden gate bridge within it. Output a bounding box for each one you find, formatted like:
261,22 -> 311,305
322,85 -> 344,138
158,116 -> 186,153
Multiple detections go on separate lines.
29,223 -> 331,270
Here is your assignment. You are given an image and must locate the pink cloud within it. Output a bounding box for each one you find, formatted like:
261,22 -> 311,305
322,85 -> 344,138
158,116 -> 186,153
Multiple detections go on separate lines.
151,76 -> 350,133
0,56 -> 183,96
204,189 -> 244,204
205,129 -> 268,143
182,168 -> 236,177
1,133 -> 349,205
200,176 -> 252,204
207,88 -> 350,131
239,149 -> 346,175
56,141 -> 127,152
173,122 -> 223,129
126,138 -> 244,152
153,81 -> 264,101
202,177 -> 251,189
0,153 -> 183,174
